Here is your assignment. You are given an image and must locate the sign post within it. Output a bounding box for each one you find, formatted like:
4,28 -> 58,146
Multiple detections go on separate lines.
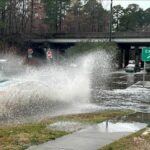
142,47 -> 150,87
28,48 -> 33,58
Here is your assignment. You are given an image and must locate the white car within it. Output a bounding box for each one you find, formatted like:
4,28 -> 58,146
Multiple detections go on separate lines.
125,64 -> 136,72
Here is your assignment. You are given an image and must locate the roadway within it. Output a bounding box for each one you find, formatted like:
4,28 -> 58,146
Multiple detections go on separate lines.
92,70 -> 150,112
0,68 -> 150,123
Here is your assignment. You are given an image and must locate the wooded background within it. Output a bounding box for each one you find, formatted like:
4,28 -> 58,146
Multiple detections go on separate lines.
0,0 -> 150,40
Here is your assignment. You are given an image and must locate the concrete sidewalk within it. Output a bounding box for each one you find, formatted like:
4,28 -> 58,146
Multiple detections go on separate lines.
27,121 -> 146,150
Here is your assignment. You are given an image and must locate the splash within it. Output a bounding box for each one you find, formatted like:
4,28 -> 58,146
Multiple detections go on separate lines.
0,50 -> 113,123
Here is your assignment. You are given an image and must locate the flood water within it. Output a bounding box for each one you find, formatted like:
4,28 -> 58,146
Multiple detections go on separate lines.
92,72 -> 150,113
0,52 -> 150,123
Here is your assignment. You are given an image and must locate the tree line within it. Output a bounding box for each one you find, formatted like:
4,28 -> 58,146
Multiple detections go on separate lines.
113,4 -> 150,32
0,0 -> 150,40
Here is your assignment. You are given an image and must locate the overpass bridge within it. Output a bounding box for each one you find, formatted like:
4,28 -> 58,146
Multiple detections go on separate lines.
29,32 -> 150,67
31,32 -> 150,45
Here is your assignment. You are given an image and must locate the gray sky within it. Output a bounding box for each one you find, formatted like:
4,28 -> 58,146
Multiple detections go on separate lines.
102,0 -> 150,10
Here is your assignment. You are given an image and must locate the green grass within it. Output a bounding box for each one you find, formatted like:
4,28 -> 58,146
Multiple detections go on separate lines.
0,122 -> 68,150
100,128 -> 150,150
53,110 -> 131,124
0,110 -> 131,150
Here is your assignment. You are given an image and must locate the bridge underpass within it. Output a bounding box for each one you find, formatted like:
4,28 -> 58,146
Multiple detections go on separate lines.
118,42 -> 150,68
29,32 -> 150,68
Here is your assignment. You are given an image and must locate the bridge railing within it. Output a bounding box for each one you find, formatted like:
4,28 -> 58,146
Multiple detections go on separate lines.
1,32 -> 150,40
47,32 -> 150,39
51,32 -> 109,38
112,32 -> 150,38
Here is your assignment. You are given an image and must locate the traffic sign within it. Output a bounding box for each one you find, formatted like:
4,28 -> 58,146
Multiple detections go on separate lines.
142,47 -> 150,62
142,47 -> 150,87
47,50 -> 52,59
28,48 -> 33,54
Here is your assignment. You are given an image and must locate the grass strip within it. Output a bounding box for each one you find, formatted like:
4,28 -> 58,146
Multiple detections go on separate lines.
51,110 -> 131,124
100,128 -> 150,150
0,122 -> 67,150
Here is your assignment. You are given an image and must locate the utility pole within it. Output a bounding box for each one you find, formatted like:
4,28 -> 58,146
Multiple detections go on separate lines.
30,0 -> 34,35
109,0 -> 113,42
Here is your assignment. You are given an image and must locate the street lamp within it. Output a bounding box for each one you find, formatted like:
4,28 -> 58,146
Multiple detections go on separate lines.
109,0 -> 113,42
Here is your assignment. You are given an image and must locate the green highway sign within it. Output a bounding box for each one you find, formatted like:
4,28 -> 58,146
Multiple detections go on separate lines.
142,47 -> 150,61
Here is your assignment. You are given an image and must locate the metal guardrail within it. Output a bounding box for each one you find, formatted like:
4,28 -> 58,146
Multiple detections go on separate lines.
42,32 -> 150,39
46,32 -> 150,39
112,32 -> 150,38
29,32 -> 149,39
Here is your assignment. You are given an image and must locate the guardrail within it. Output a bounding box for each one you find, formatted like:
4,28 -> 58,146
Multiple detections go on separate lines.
1,32 -> 150,40
43,32 -> 150,39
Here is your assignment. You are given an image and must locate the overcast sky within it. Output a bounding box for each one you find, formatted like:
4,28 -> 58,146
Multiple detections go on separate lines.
102,0 -> 150,10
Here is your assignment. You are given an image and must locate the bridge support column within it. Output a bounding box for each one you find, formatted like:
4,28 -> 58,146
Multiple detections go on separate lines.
135,46 -> 140,68
118,44 -> 130,68
121,45 -> 130,67
125,47 -> 130,67
122,49 -> 125,68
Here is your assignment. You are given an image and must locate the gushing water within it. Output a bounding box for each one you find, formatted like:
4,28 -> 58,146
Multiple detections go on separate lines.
0,50 -> 113,123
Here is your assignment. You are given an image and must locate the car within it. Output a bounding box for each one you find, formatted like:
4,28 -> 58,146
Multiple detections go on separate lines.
125,64 -> 137,72
125,59 -> 141,73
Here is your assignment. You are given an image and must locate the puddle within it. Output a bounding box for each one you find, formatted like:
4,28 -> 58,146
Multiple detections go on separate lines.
81,112 -> 148,134
96,121 -> 146,133
95,112 -> 150,133
47,120 -> 146,134
47,112 -> 149,134
47,121 -> 88,132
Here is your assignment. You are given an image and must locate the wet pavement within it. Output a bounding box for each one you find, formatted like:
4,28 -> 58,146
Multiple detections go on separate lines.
27,119 -> 147,150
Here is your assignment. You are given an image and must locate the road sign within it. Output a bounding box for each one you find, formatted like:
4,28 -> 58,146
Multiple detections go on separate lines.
142,47 -> 150,62
47,50 -> 52,59
142,47 -> 150,87
28,48 -> 33,54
